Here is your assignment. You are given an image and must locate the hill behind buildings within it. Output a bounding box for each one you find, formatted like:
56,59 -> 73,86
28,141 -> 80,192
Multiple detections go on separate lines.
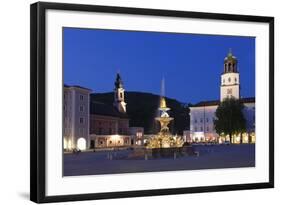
91,91 -> 190,134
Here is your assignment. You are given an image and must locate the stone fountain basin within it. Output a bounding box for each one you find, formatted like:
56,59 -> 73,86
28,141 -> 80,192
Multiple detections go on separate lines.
126,146 -> 196,159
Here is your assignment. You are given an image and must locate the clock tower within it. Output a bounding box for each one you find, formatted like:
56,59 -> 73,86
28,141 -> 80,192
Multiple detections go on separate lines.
220,49 -> 240,101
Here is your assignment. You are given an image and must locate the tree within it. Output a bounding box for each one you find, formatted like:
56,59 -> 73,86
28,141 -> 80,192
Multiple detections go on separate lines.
214,97 -> 246,143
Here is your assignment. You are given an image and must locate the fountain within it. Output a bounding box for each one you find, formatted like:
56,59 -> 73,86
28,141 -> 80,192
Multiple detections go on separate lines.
146,79 -> 184,149
122,78 -> 194,160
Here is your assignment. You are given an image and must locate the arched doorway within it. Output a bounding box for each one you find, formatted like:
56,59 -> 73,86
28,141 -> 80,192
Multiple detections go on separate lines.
77,138 -> 86,150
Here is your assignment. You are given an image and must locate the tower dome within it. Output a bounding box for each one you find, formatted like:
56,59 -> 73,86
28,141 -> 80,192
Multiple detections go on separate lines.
223,49 -> 238,73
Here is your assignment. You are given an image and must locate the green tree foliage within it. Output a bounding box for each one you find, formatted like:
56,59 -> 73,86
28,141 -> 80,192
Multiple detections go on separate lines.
214,97 -> 246,143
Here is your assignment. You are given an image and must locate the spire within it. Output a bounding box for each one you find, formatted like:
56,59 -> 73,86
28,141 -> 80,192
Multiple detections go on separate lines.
228,48 -> 232,57
114,72 -> 123,89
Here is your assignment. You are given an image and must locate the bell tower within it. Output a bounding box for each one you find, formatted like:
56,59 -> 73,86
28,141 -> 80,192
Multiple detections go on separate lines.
113,73 -> 127,113
220,49 -> 240,101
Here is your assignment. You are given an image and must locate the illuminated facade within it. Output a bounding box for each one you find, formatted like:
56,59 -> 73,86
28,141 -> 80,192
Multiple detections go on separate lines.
64,73 -> 144,151
189,50 -> 255,144
63,85 -> 92,151
89,73 -> 143,149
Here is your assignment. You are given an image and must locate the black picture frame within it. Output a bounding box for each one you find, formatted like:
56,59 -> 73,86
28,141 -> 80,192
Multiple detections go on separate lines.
30,2 -> 274,203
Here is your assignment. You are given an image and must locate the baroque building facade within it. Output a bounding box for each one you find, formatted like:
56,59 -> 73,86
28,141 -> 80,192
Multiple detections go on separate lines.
63,73 -> 144,151
189,50 -> 255,144
89,73 -> 131,149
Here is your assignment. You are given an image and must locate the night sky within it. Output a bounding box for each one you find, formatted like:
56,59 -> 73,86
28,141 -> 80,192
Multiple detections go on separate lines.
63,27 -> 255,104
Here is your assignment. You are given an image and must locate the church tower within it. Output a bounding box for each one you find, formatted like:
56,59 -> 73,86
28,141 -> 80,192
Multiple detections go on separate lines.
220,49 -> 240,101
113,73 -> 127,113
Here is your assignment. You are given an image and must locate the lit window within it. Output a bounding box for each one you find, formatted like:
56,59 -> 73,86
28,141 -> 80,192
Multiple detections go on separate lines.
136,132 -> 142,137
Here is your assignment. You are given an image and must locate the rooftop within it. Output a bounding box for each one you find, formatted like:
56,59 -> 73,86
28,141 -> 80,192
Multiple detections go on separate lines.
90,101 -> 129,119
64,84 -> 92,91
190,97 -> 255,107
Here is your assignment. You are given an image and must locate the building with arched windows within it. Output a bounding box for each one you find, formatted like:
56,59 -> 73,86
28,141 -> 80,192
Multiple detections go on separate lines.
189,50 -> 255,144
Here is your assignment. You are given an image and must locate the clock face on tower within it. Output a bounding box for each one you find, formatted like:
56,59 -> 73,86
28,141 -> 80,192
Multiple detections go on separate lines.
227,88 -> 232,94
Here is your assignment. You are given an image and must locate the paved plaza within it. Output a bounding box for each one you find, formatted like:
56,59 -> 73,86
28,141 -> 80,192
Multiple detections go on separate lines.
63,144 -> 255,176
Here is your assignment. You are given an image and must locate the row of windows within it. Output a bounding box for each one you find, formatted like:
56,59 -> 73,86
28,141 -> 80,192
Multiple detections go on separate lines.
64,94 -> 85,101
97,127 -> 126,135
194,126 -> 215,132
194,117 -> 214,123
98,121 -> 115,126
98,139 -> 129,145
63,105 -> 85,112
64,117 -> 85,125
224,63 -> 236,71
222,77 -> 237,84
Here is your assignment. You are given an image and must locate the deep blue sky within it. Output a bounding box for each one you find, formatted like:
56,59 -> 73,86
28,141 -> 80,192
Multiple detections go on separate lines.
63,27 -> 255,103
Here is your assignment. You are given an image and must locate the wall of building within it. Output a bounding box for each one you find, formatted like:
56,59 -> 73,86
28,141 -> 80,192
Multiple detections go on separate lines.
63,87 -> 91,150
129,127 -> 144,145
90,115 -> 119,135
190,102 -> 255,143
90,115 -> 130,135
90,134 -> 131,148
190,105 -> 219,142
